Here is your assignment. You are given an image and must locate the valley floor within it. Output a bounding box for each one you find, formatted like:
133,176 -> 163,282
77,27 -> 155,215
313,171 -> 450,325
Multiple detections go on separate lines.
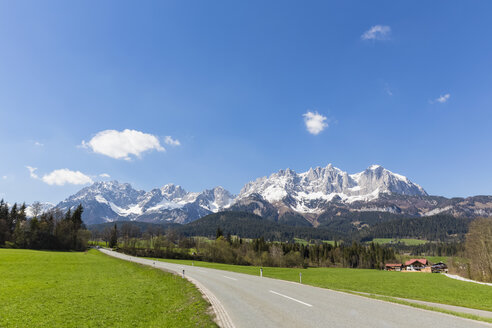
102,249 -> 490,327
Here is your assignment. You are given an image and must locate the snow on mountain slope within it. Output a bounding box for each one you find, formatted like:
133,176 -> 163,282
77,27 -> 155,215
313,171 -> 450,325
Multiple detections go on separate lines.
57,181 -> 235,225
25,202 -> 56,218
236,164 -> 427,214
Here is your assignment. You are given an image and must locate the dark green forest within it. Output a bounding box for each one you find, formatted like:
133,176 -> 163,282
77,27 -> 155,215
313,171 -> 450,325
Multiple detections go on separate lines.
358,215 -> 471,242
89,211 -> 471,244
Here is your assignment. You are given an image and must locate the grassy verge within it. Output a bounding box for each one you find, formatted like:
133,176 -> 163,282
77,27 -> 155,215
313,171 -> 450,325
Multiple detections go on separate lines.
152,258 -> 492,312
0,249 -> 216,328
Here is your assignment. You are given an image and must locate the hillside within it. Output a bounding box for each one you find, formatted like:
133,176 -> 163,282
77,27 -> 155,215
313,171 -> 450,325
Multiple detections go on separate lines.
87,211 -> 473,244
176,212 -> 342,241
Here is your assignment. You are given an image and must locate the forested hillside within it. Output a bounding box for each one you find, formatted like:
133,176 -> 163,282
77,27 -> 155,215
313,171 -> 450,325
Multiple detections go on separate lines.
357,215 -> 471,242
88,211 -> 472,245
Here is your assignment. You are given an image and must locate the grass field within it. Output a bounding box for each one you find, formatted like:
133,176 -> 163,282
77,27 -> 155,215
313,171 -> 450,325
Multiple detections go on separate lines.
153,258 -> 492,312
293,237 -> 309,245
88,240 -> 108,247
293,238 -> 335,246
372,238 -> 428,246
0,249 -> 216,328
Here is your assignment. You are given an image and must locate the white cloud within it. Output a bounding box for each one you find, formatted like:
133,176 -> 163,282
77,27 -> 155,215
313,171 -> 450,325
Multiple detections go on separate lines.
361,25 -> 391,40
82,129 -> 165,160
34,141 -> 44,147
26,166 -> 39,179
164,136 -> 181,146
99,173 -> 111,178
41,169 -> 93,186
303,111 -> 328,135
2,176 -> 7,180
434,93 -> 450,103
27,166 -> 93,186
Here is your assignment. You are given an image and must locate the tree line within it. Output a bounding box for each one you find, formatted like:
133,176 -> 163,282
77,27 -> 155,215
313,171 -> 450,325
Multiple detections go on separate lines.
114,225 -> 397,269
389,241 -> 464,257
0,200 -> 90,251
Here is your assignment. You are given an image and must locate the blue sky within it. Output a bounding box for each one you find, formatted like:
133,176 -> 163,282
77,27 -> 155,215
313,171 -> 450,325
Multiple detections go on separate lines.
1,1 -> 491,204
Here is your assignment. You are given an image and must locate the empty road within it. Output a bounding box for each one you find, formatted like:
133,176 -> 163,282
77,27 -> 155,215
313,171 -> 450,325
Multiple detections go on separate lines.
100,249 -> 490,328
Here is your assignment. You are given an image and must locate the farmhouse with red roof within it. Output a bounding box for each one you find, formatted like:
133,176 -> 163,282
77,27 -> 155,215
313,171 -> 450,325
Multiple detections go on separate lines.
404,259 -> 428,271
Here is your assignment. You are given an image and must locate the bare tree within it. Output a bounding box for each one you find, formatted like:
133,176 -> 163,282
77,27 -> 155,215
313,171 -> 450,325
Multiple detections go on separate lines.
30,202 -> 43,218
465,217 -> 492,282
102,226 -> 112,247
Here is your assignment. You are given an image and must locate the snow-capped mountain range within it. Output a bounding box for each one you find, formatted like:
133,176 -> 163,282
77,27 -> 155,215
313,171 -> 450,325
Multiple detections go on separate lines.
44,164 -> 492,225
57,182 -> 234,225
237,164 -> 426,214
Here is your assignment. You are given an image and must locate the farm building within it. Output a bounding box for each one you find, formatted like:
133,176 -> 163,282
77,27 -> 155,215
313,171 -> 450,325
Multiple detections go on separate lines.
404,259 -> 428,271
431,262 -> 448,273
385,263 -> 403,271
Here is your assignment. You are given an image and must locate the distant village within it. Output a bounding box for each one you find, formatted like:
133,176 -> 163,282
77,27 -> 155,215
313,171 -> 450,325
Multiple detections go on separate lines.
385,259 -> 448,273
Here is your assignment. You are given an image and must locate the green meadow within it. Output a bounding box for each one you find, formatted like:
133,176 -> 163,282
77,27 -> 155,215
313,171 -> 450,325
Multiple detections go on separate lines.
293,238 -> 335,245
372,238 -> 428,246
0,249 -> 216,328
154,258 -> 492,312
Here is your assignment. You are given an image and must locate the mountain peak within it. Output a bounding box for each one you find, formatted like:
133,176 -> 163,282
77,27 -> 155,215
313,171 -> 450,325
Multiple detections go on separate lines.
160,184 -> 188,200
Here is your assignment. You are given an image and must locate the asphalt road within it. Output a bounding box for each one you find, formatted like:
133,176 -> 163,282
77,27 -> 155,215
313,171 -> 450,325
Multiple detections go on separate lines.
100,249 -> 490,328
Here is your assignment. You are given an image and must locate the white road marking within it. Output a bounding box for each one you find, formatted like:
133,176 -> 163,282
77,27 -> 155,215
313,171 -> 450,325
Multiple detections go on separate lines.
269,290 -> 313,307
223,275 -> 238,281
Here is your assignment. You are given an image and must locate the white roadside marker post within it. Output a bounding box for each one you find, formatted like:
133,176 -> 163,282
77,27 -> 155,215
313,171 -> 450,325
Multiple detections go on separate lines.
182,269 -> 185,278
299,272 -> 302,284
260,267 -> 263,278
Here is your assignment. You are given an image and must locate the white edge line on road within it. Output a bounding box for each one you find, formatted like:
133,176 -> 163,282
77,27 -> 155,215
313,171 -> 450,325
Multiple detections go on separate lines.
269,290 -> 313,307
223,275 -> 238,281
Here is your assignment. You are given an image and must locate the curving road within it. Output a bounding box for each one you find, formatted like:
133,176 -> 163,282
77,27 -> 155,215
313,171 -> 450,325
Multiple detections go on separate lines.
99,249 -> 490,328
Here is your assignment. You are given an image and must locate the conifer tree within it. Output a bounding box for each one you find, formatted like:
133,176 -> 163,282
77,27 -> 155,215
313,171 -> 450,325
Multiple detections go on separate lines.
109,224 -> 118,248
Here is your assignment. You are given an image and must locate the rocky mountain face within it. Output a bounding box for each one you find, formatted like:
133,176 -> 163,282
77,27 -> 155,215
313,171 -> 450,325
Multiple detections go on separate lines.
236,164 -> 427,214
54,164 -> 492,226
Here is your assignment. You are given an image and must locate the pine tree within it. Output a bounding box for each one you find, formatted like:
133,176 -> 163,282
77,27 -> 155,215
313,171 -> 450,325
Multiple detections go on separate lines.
216,227 -> 223,240
71,204 -> 84,230
109,224 -> 118,248
8,203 -> 18,235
